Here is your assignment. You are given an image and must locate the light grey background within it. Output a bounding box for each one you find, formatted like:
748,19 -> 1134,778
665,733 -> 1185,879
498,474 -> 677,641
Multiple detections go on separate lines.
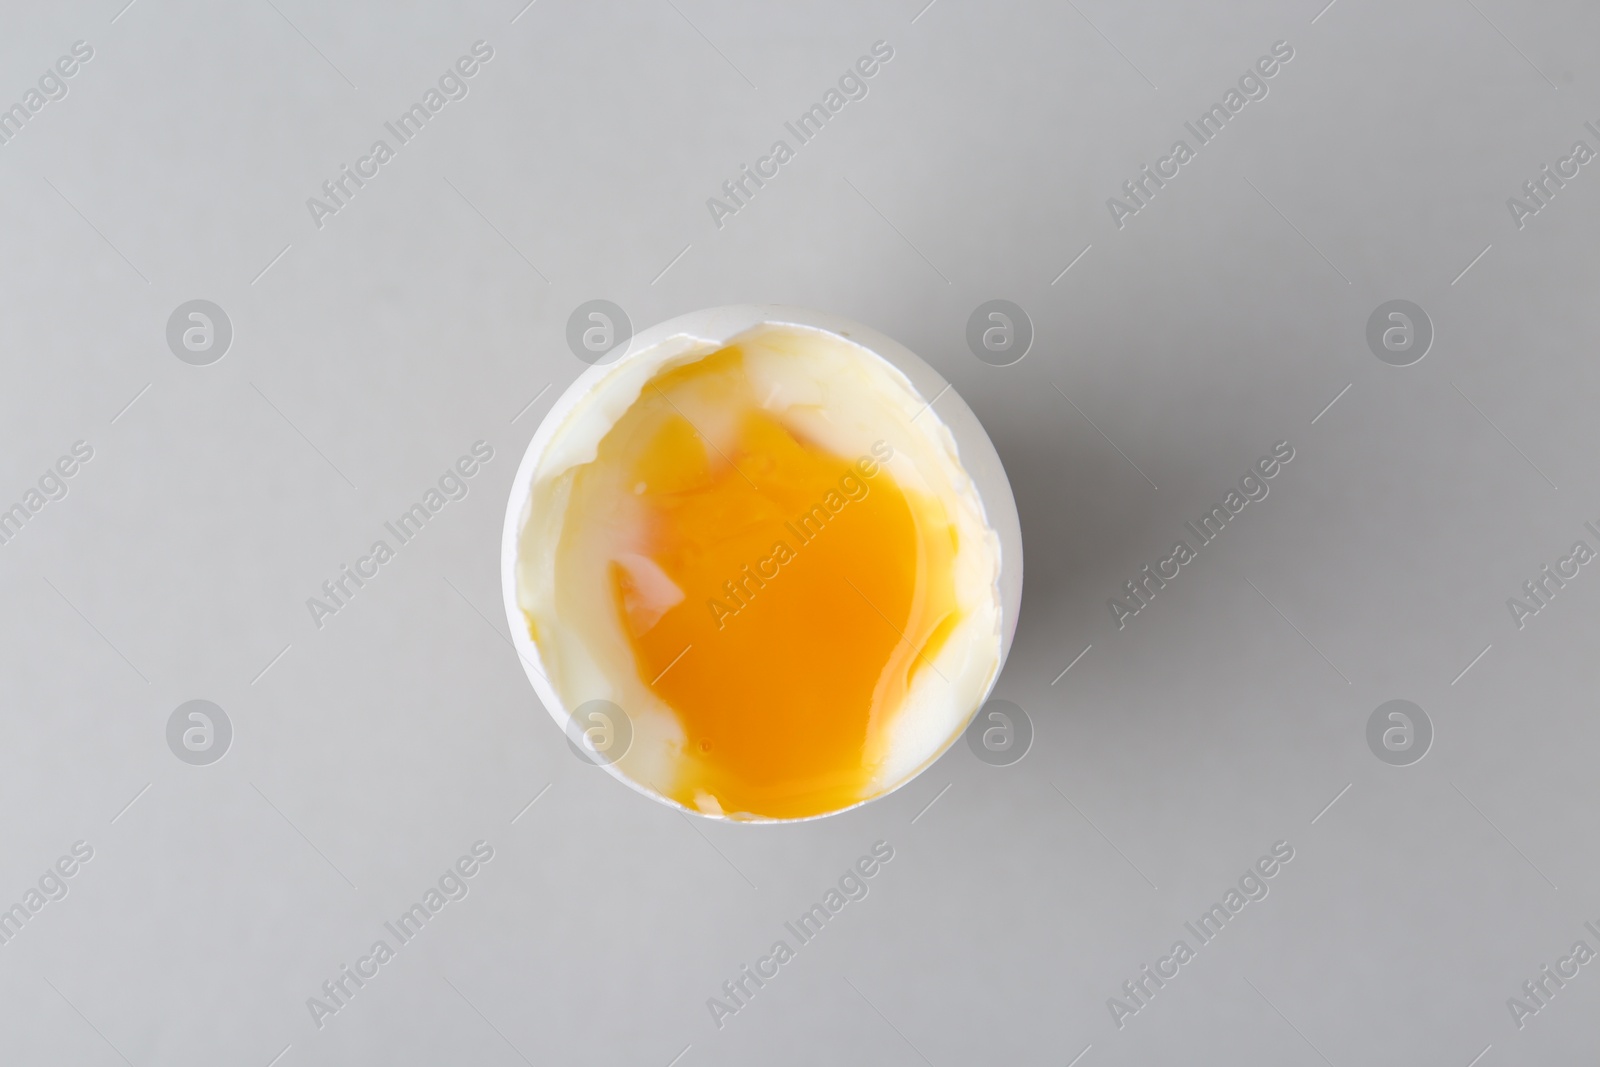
1,0 -> 1596,1063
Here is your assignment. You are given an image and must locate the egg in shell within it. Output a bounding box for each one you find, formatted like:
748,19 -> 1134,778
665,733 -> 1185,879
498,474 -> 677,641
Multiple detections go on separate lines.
503,306 -> 1022,821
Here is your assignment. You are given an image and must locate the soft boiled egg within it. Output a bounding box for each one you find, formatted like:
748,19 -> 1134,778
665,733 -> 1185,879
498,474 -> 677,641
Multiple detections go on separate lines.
503,306 -> 1022,821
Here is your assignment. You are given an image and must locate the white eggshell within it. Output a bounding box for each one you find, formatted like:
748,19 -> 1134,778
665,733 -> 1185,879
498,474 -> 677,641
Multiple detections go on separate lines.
501,305 -> 1023,820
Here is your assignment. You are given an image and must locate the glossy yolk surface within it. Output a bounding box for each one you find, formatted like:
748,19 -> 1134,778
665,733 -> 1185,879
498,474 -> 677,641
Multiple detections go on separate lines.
590,344 -> 960,819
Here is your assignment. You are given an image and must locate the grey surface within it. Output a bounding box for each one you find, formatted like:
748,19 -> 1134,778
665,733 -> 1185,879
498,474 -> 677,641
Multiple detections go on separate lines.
1,0 -> 1596,1064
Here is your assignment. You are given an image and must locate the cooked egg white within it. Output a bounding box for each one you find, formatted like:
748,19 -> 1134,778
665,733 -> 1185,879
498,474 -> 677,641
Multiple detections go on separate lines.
513,318 -> 1006,820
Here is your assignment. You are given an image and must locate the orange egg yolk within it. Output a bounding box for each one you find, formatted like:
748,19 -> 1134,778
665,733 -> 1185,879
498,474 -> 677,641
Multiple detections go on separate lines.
587,344 -> 961,819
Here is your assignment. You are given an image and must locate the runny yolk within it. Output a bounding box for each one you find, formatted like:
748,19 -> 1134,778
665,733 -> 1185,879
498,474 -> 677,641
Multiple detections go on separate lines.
597,344 -> 960,819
